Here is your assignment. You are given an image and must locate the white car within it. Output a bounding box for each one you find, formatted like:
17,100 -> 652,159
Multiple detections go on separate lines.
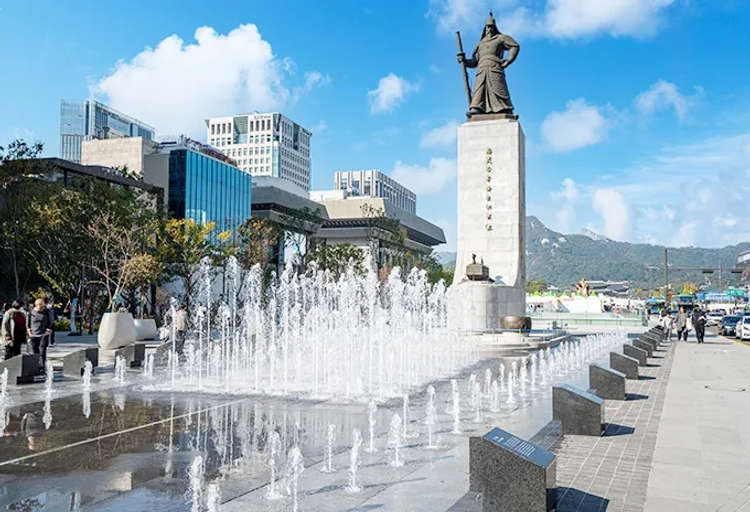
738,316 -> 750,341
707,312 -> 724,327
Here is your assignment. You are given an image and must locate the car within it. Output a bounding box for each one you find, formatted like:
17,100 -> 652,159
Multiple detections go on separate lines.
739,317 -> 750,341
707,311 -> 724,327
720,315 -> 741,336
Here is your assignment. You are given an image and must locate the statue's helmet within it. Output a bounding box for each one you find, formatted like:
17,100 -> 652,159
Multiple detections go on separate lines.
481,11 -> 500,38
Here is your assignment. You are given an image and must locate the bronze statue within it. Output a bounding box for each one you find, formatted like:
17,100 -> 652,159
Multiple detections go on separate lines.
456,12 -> 519,117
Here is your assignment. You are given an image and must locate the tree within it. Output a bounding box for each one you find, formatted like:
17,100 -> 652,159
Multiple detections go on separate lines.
236,217 -> 282,272
307,243 -> 365,279
681,282 -> 698,295
158,218 -> 231,309
86,212 -> 162,311
0,139 -> 49,298
526,278 -> 548,294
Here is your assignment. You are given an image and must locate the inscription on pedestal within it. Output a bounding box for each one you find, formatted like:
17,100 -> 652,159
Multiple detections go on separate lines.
470,427 -> 556,511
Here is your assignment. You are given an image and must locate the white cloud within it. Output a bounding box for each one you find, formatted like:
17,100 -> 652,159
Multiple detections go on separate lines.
551,177 -> 581,232
671,221 -> 697,247
541,99 -> 608,152
420,120 -> 459,148
292,71 -> 331,102
543,0 -> 674,39
592,188 -> 631,241
94,24 -> 325,138
635,80 -> 692,120
390,158 -> 455,195
367,73 -> 420,114
428,0 -> 674,39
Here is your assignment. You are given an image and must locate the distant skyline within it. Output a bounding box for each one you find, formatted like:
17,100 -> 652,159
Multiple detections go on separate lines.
1,0 -> 749,251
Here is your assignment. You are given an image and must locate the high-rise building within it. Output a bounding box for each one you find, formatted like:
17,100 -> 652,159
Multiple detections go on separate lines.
205,113 -> 311,192
333,169 -> 416,214
60,99 -> 155,163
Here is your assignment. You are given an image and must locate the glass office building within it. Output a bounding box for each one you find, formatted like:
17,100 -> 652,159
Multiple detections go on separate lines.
168,149 -> 252,241
60,99 -> 155,162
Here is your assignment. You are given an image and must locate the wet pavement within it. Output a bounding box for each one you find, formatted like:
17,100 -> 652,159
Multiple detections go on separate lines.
0,334 -> 625,511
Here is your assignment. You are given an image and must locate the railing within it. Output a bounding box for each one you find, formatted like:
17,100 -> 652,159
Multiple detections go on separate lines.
528,312 -> 646,328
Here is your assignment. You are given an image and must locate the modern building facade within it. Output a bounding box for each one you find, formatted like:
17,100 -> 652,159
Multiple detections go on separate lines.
205,112 -> 311,192
333,170 -> 416,214
167,147 -> 252,240
60,99 -> 155,163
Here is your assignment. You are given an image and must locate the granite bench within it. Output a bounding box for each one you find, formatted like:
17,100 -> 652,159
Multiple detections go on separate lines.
552,383 -> 605,436
633,338 -> 654,357
610,352 -> 639,379
623,344 -> 647,366
589,363 -> 626,400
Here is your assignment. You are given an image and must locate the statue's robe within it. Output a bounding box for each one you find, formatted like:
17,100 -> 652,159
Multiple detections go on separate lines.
469,33 -> 518,114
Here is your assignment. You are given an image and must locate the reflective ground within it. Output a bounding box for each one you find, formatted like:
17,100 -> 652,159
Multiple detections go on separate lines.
0,335 -> 620,511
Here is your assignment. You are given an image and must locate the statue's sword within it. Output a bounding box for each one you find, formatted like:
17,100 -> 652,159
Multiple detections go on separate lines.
456,31 -> 472,107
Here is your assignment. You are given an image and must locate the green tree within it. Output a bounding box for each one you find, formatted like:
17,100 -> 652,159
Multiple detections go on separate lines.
526,278 -> 548,294
307,243 -> 365,279
681,282 -> 698,295
0,139 -> 49,298
158,218 -> 231,309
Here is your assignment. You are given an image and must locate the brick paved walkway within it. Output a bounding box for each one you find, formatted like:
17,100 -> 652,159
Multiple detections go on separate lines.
553,338 -> 676,512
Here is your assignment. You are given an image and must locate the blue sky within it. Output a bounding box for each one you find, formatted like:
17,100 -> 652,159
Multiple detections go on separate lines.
1,0 -> 749,251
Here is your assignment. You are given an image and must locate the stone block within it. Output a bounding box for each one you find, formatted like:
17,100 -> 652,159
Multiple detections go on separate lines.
610,352 -> 639,379
0,354 -> 39,385
642,332 -> 662,347
114,342 -> 145,368
552,384 -> 604,436
589,363 -> 626,400
633,338 -> 653,357
623,344 -> 647,366
470,427 -> 556,511
61,347 -> 99,378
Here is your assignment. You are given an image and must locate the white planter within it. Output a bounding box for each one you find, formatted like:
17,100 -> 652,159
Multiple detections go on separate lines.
98,312 -> 137,349
134,318 -> 158,341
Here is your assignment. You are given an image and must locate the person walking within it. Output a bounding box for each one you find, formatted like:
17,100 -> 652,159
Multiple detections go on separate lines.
676,306 -> 688,341
174,303 -> 188,355
694,307 -> 707,344
44,297 -> 55,346
1,300 -> 27,360
27,298 -> 52,372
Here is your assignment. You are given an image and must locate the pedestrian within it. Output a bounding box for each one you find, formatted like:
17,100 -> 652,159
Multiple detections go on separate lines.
45,297 -> 56,346
676,306 -> 688,341
174,303 -> 188,355
27,298 -> 53,372
1,300 -> 28,360
694,307 -> 707,344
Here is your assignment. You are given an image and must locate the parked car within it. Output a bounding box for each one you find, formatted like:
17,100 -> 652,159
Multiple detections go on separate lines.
720,315 -> 741,336
738,316 -> 750,341
707,311 -> 724,326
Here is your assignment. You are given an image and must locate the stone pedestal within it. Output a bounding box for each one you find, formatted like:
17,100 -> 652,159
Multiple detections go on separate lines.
552,384 -> 604,436
453,119 -> 526,331
623,344 -> 647,366
114,343 -> 145,368
0,354 -> 38,385
470,427 -> 556,511
610,352 -> 639,379
62,347 -> 99,378
633,339 -> 653,357
589,363 -> 626,400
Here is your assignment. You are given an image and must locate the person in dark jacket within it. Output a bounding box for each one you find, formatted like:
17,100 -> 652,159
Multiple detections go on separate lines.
27,298 -> 52,371
693,307 -> 707,344
1,300 -> 27,360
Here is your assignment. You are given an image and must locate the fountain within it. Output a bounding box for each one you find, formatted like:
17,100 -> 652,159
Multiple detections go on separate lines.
285,446 -> 304,512
0,368 -> 7,432
320,423 -> 336,473
451,378 -> 461,434
388,413 -> 404,467
82,361 -> 92,390
266,431 -> 283,500
114,355 -> 126,384
472,380 -> 482,423
152,260 -> 472,402
489,380 -> 500,413
365,399 -> 378,453
346,428 -> 363,493
44,360 -> 54,395
206,482 -> 221,512
188,455 -> 204,512
144,353 -> 155,378
402,393 -> 418,439
425,385 -> 437,449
